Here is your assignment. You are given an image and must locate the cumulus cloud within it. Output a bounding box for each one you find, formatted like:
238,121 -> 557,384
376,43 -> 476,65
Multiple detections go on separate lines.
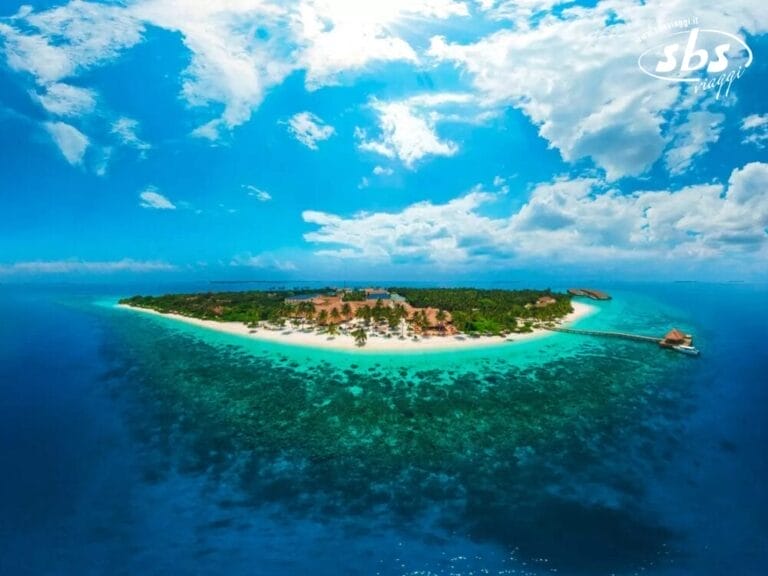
303,162 -> 768,265
664,111 -> 724,175
132,1 -> 295,140
0,1 -> 144,85
139,187 -> 176,210
0,0 -> 474,141
373,165 -> 394,176
473,0 -> 571,21
356,99 -> 459,167
44,121 -> 89,165
31,82 -> 96,116
428,0 -> 767,180
741,114 -> 768,148
285,111 -> 335,149
2,0 -> 764,169
243,185 -> 272,202
295,0 -> 468,89
230,252 -> 297,271
304,190 -> 498,263
0,258 -> 176,275
111,117 -> 151,154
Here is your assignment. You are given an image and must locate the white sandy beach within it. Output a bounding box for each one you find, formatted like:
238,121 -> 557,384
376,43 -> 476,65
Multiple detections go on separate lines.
117,300 -> 597,353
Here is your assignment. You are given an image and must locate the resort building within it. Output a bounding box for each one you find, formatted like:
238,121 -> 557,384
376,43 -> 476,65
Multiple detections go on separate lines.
284,294 -> 319,304
536,296 -> 557,307
567,288 -> 612,300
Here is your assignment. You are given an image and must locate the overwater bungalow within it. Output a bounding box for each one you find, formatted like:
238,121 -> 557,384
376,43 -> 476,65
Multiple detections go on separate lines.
568,288 -> 612,300
660,328 -> 693,348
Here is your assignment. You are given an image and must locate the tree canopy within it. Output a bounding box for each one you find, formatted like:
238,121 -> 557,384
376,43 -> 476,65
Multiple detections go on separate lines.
120,286 -> 572,336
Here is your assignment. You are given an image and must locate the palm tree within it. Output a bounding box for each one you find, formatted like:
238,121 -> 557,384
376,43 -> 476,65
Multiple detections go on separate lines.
356,305 -> 372,326
436,309 -> 447,332
416,310 -> 429,332
326,323 -> 339,339
352,327 -> 367,347
305,302 -> 316,324
317,309 -> 329,326
387,310 -> 400,331
330,307 -> 341,324
341,302 -> 352,320
373,298 -> 384,321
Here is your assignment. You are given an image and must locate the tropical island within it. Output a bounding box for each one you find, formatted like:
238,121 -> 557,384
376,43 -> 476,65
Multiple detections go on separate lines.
119,287 -> 595,351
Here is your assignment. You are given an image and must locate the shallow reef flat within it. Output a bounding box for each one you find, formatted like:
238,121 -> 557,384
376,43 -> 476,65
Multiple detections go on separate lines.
100,305 -> 696,574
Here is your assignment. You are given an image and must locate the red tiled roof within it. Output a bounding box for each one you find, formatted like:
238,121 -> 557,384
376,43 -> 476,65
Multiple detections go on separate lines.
664,328 -> 686,342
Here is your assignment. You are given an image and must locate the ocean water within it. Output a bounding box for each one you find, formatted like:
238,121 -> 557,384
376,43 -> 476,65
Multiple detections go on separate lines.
0,282 -> 766,575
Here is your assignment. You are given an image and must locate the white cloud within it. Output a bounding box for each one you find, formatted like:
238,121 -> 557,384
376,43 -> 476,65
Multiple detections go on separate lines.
403,92 -> 476,107
303,163 -> 768,266
189,120 -> 222,141
355,91 -> 491,168
132,0 -> 295,140
0,0 -> 473,142
357,100 -> 458,167
741,114 -> 768,148
112,117 -> 151,153
44,121 -> 89,165
373,165 -> 394,176
139,187 -> 176,210
3,0 -> 764,167
474,0 -> 573,23
428,1 -> 768,180
243,185 -> 272,202
230,252 -> 297,271
31,82 -> 96,116
285,111 -> 335,149
304,190 -> 498,263
664,111 -> 724,175
0,1 -> 143,84
295,0 -> 469,89
130,0 -> 468,136
0,258 -> 176,275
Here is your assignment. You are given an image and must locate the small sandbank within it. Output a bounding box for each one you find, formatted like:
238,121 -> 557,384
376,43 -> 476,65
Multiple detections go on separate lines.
117,300 -> 598,353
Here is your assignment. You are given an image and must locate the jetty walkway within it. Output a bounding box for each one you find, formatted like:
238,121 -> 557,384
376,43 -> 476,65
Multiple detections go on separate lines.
545,326 -> 662,344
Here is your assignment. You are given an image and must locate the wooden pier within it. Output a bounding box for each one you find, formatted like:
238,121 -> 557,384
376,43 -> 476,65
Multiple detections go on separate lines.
546,326 -> 662,343
545,326 -> 694,349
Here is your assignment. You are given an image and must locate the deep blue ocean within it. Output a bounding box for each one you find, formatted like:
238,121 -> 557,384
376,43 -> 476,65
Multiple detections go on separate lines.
0,281 -> 766,575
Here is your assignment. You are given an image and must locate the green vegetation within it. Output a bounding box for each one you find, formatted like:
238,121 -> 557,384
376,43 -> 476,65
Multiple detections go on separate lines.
388,287 -> 572,335
352,327 -> 367,346
120,286 -> 573,336
119,290 -> 320,326
341,290 -> 366,302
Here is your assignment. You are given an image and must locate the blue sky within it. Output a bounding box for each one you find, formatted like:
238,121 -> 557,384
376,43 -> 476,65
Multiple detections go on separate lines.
0,0 -> 766,282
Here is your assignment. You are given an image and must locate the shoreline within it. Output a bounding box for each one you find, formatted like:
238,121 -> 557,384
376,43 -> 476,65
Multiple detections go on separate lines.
117,300 -> 598,353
